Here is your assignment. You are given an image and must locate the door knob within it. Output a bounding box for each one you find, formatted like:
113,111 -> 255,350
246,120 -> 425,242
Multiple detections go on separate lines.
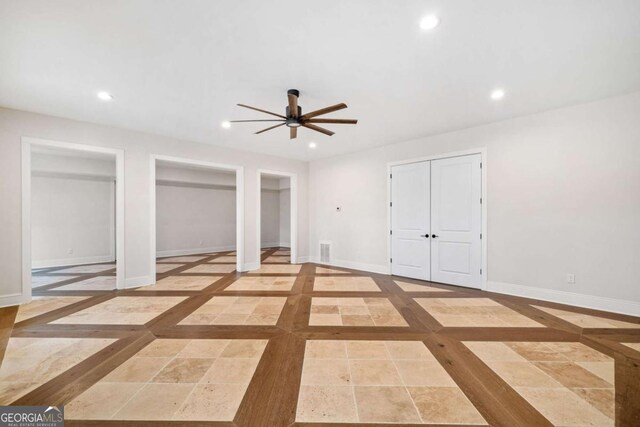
420,234 -> 429,238
432,234 -> 439,238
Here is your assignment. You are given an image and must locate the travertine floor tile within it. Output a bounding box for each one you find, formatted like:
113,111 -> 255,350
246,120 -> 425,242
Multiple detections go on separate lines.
225,276 -> 296,291
304,340 -> 347,359
138,276 -> 217,291
301,358 -> 351,385
183,264 -> 236,274
349,359 -> 403,385
534,305 -> 639,328
417,298 -> 544,327
252,264 -> 301,274
180,297 -> 286,325
174,383 -> 247,421
310,297 -> 408,327
50,296 -> 186,325
207,256 -> 237,263
66,382 -> 145,419
313,277 -> 381,292
315,267 -> 350,274
408,386 -> 486,424
354,386 -> 421,423
158,256 -> 207,263
113,383 -> 195,420
296,385 -> 358,423
155,263 -> 185,273
15,296 -> 89,323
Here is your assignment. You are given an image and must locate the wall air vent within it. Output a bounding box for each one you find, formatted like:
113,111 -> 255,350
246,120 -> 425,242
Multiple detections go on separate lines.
319,241 -> 331,264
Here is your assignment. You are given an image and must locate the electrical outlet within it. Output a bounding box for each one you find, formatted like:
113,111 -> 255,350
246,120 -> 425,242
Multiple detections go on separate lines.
336,207 -> 341,212
566,274 -> 575,284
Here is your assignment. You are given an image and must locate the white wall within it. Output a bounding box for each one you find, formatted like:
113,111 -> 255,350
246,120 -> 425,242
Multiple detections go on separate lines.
32,176 -> 115,267
309,92 -> 640,314
156,164 -> 237,256
279,188 -> 291,247
31,152 -> 116,268
0,107 -> 309,304
261,189 -> 280,247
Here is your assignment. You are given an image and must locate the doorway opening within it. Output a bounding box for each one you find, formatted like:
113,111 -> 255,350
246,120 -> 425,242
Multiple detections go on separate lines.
21,137 -> 124,304
149,155 -> 244,284
256,170 -> 297,268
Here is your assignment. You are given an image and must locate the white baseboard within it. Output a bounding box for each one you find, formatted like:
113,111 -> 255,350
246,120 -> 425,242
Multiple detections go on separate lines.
33,255 -> 115,269
487,281 -> 640,317
123,275 -> 154,289
0,292 -> 29,308
306,256 -> 390,275
157,245 -> 236,257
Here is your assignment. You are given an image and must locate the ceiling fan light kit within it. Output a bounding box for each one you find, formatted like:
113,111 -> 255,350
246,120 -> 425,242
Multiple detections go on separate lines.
229,89 -> 357,139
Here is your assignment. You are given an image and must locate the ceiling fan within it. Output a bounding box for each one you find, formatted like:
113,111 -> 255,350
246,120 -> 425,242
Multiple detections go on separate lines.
229,89 -> 357,139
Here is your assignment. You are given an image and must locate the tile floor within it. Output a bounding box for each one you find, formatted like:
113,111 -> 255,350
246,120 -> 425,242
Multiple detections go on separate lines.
2,248 -> 637,426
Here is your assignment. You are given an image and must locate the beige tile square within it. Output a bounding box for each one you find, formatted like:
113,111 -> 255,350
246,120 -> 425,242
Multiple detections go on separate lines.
113,383 -> 195,420
309,313 -> 342,325
349,360 -> 403,385
487,361 -> 562,388
534,305 -> 638,329
296,385 -> 358,423
55,276 -> 116,291
225,276 -> 296,291
346,341 -> 389,359
200,358 -> 260,384
623,343 -> 640,352
15,296 -> 89,323
184,264 -> 236,274
139,276 -> 216,291
207,256 -> 237,263
66,382 -> 145,420
385,341 -> 435,360
253,264 -> 301,274
516,387 -> 613,426
408,386 -> 485,424
341,314 -> 375,326
174,383 -> 247,421
155,263 -> 184,273
543,342 -> 612,362
305,340 -> 347,359
354,386 -> 421,423
464,341 -> 528,362
534,361 -> 612,388
572,388 -> 615,419
315,267 -> 350,274
152,358 -> 215,383
313,277 -> 381,292
576,362 -> 615,384
102,357 -> 171,383
395,360 -> 457,386
178,340 -> 230,358
220,339 -> 268,358
0,382 -> 38,405
138,339 -> 189,357
301,358 -> 351,385
505,342 -> 567,361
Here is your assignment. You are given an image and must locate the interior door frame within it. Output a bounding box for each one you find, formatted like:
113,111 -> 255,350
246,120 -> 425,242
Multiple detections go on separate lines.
149,155 -> 245,280
21,136 -> 125,306
256,169 -> 298,267
387,147 -> 488,290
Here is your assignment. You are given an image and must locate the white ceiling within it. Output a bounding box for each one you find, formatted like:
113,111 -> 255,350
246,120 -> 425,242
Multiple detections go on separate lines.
1,0 -> 639,161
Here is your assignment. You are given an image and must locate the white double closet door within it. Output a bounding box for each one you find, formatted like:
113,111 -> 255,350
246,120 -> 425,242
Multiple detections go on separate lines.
391,154 -> 482,289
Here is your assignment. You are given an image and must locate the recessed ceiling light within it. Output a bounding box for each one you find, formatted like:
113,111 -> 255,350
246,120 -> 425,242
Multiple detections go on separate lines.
308,142 -> 317,149
221,121 -> 231,129
490,89 -> 505,100
97,91 -> 113,101
419,15 -> 440,30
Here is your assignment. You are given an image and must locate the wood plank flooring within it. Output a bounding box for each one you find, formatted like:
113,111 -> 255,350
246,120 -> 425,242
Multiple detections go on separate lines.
1,248 -> 639,426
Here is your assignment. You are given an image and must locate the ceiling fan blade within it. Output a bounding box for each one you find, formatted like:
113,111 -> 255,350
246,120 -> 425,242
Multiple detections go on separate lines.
290,127 -> 297,139
288,94 -> 299,118
255,123 -> 286,134
301,103 -> 347,120
229,119 -> 285,123
237,104 -> 286,119
303,123 -> 335,136
306,118 -> 357,124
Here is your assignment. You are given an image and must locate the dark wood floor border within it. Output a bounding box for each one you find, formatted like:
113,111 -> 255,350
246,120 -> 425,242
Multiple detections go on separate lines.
234,334 -> 306,427
67,421 -> 235,427
423,333 -> 553,427
439,326 -> 580,342
152,325 -> 286,340
0,305 -> 18,362
12,332 -> 155,406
